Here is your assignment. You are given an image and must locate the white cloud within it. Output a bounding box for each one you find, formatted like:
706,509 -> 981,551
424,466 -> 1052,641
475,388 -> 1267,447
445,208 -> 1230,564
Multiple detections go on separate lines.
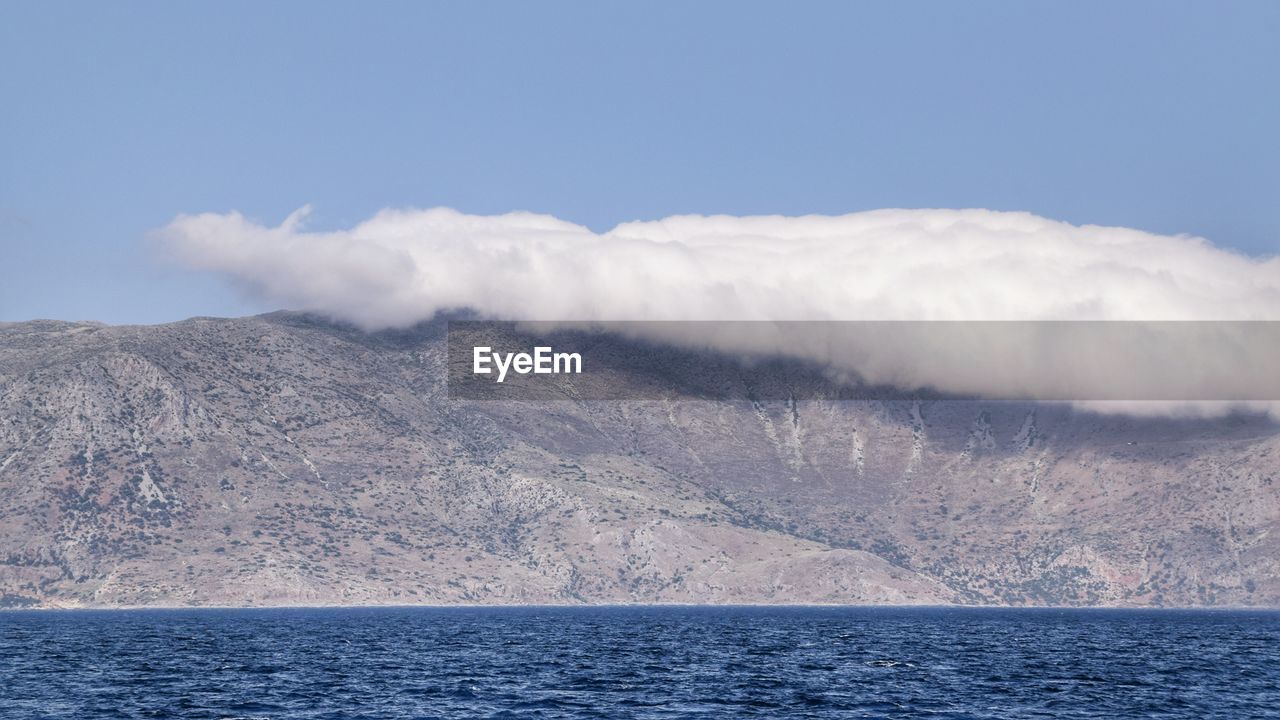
156,206 -> 1280,413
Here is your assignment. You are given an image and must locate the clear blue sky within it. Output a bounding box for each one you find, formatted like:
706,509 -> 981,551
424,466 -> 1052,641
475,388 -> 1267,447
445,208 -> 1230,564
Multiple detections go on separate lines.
2,1 -> 1277,324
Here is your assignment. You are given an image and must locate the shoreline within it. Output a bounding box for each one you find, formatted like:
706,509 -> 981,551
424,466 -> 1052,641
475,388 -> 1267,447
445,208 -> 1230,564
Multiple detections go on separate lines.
5,601 -> 1279,613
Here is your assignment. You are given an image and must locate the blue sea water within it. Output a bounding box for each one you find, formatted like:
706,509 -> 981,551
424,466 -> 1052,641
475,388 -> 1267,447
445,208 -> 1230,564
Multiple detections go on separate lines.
1,606 -> 1277,719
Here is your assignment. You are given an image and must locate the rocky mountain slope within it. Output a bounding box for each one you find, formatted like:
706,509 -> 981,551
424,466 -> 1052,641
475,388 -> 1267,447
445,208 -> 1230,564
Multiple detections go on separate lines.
1,313 -> 1276,608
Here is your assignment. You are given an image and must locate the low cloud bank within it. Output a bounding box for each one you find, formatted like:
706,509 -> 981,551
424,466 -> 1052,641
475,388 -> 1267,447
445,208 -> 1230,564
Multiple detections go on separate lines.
157,207 -> 1280,415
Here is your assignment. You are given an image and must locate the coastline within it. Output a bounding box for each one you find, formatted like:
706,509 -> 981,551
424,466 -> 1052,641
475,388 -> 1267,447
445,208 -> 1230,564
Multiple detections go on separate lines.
6,601 -> 1279,613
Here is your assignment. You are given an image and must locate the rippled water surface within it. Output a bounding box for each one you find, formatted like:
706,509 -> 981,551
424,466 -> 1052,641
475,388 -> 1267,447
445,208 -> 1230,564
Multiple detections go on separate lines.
2,606 -> 1278,719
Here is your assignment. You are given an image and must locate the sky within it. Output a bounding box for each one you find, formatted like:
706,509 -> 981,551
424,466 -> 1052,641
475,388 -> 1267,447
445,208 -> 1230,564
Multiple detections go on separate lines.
2,1 -> 1278,325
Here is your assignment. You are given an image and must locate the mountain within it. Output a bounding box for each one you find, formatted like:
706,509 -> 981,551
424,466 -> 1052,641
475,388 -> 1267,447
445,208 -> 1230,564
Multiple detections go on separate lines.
1,313 -> 1276,608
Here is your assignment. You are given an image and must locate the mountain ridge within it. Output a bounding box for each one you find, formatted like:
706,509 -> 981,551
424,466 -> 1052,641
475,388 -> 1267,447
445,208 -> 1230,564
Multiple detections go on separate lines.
1,312 -> 1276,608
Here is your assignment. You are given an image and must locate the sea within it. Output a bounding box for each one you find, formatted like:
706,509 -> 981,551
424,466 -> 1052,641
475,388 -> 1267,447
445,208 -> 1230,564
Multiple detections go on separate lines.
1,606 -> 1277,719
